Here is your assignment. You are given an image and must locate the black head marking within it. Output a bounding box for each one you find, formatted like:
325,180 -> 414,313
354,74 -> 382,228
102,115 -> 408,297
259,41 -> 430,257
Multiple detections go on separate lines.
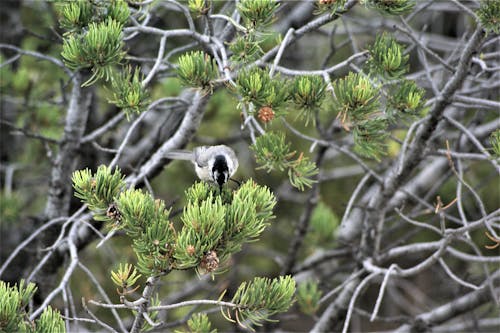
212,155 -> 229,189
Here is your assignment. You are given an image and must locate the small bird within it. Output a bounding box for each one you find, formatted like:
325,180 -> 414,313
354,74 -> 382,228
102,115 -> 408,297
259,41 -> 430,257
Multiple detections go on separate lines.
165,145 -> 239,191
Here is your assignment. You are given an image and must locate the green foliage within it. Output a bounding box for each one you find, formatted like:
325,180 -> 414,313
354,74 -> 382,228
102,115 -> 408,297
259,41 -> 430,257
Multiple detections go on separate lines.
73,166 -> 276,275
386,79 -> 426,119
364,0 -> 415,16
111,263 -> 142,293
296,280 -> 322,316
109,66 -> 150,119
229,35 -> 264,64
477,0 -> 500,34
187,0 -> 210,16
228,275 -> 295,328
117,189 -> 157,236
35,307 -> 65,333
309,202 -> 339,244
72,166 -> 126,222
133,217 -> 175,274
106,0 -> 130,25
61,17 -> 126,86
237,0 -> 280,29
175,193 -> 227,269
236,67 -> 288,113
184,181 -> 224,206
251,132 -> 319,190
490,130 -> 500,158
332,72 -> 389,160
290,75 -> 327,125
353,117 -> 388,160
174,180 -> 276,272
57,0 -> 129,33
0,280 -> 65,332
186,313 -> 217,333
287,154 -> 319,190
250,131 -> 292,172
333,72 -> 380,124
368,33 -> 409,79
73,166 -> 173,275
0,280 -> 37,332
57,0 -> 94,32
177,51 -> 219,90
117,189 -> 175,274
223,180 -> 276,255
314,0 -> 347,15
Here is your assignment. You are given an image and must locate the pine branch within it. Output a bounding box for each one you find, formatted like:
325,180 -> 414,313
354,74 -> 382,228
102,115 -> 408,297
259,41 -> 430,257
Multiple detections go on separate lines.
281,146 -> 327,275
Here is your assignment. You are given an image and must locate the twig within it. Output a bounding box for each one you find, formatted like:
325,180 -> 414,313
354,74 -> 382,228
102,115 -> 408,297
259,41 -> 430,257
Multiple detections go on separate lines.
142,34 -> 168,87
148,299 -> 240,311
109,110 -> 150,169
82,298 -> 118,333
438,258 -> 479,290
370,264 -> 397,321
0,43 -> 72,76
30,221 -> 80,319
340,173 -> 371,226
0,217 -> 66,278
342,272 -> 379,333
78,263 -> 128,333
269,28 -> 295,78
280,146 -> 327,275
0,120 -> 60,144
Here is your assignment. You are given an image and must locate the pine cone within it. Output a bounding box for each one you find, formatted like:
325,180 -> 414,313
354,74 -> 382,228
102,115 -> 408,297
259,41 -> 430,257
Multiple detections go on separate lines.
258,106 -> 275,123
200,250 -> 219,272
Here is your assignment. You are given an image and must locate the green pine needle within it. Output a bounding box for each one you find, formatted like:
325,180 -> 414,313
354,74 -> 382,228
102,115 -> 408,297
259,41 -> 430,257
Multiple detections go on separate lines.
109,66 -> 149,119
314,0 -> 347,16
333,72 -> 380,125
290,75 -> 327,125
236,67 -> 288,111
57,0 -> 94,32
477,0 -> 500,34
308,201 -> 339,244
364,0 -> 415,16
237,0 -> 280,29
386,79 -> 426,119
72,165 -> 126,221
490,130 -> 500,158
111,263 -> 142,290
229,35 -> 264,63
177,51 -> 219,90
353,117 -> 388,160
251,132 -> 318,190
251,132 -> 293,172
36,307 -> 66,333
368,33 -> 409,79
229,275 -> 295,328
0,280 -> 64,332
61,17 -> 126,86
186,313 -> 217,333
296,280 -> 322,316
188,0 -> 210,16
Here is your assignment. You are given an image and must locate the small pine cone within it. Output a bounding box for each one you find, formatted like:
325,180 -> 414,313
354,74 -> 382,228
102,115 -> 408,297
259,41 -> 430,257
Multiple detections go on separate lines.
257,106 -> 275,123
319,0 -> 335,5
186,245 -> 196,256
200,250 -> 219,272
106,203 -> 122,222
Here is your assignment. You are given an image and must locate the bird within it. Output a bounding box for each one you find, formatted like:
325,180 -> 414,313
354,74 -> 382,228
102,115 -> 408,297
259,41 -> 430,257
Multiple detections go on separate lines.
165,145 -> 239,191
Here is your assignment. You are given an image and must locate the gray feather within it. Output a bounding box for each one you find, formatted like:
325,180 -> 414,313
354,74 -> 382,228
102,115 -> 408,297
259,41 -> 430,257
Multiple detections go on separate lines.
165,149 -> 194,161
